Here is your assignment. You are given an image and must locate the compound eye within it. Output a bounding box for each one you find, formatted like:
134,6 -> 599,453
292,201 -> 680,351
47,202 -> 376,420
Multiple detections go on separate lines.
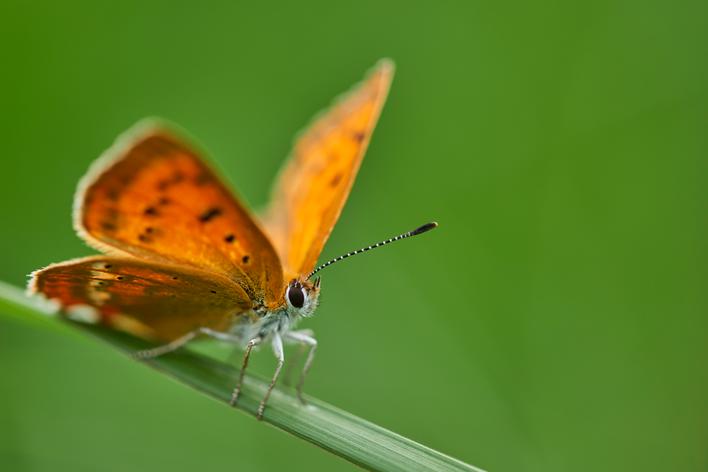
287,284 -> 306,309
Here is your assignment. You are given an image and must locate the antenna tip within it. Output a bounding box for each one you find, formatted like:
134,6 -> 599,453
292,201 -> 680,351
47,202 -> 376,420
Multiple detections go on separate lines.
411,221 -> 438,236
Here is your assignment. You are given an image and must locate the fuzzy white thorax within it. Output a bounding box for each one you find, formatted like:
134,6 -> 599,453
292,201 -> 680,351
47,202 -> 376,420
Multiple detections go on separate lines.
228,284 -> 319,347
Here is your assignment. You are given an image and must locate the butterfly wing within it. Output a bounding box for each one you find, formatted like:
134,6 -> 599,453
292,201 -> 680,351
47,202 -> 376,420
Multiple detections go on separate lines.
262,60 -> 394,278
29,257 -> 252,342
76,121 -> 284,306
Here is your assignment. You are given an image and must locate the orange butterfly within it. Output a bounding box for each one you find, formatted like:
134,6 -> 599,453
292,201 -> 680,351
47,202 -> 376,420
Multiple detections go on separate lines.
28,59 -> 437,419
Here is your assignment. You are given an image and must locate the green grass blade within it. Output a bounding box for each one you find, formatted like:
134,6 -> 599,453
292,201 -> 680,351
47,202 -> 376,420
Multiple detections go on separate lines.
0,281 -> 484,472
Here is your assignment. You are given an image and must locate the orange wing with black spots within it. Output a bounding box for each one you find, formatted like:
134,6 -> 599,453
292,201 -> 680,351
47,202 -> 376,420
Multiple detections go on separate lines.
262,59 -> 394,278
30,257 -> 251,342
75,121 -> 284,306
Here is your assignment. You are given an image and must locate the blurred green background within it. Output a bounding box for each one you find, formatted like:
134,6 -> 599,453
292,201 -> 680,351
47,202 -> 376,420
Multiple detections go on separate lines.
1,0 -> 706,471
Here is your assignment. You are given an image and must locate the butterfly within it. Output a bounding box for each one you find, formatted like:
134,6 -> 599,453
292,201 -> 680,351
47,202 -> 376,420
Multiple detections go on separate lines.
28,59 -> 437,419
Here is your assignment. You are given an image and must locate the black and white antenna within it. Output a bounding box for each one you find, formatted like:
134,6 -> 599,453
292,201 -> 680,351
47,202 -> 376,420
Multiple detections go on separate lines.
306,222 -> 438,280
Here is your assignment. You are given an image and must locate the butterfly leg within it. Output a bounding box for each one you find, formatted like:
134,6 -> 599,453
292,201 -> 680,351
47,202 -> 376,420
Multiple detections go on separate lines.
282,343 -> 307,387
282,328 -> 314,386
284,330 -> 318,405
256,332 -> 285,420
197,327 -> 242,343
230,336 -> 262,407
132,327 -> 240,360
132,331 -> 198,359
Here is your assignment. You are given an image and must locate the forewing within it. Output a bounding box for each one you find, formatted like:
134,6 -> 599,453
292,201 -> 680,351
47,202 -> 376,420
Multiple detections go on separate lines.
76,121 -> 284,306
262,60 -> 394,278
29,257 -> 252,342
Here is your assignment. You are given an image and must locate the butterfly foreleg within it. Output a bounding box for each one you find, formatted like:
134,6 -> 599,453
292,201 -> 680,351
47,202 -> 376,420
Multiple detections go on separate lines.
197,327 -> 242,343
282,343 -> 307,387
229,335 -> 262,408
256,332 -> 285,420
284,330 -> 318,405
131,330 -> 199,360
281,328 -> 314,387
132,327 -> 240,360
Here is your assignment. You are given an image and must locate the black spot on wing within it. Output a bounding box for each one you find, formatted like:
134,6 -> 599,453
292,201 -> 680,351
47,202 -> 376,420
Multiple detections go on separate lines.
224,233 -> 236,243
99,207 -> 119,232
101,221 -> 117,232
199,207 -> 222,223
106,189 -> 119,201
157,179 -> 170,191
171,171 -> 185,184
194,173 -> 212,186
157,170 -> 186,191
144,206 -> 159,216
329,173 -> 342,187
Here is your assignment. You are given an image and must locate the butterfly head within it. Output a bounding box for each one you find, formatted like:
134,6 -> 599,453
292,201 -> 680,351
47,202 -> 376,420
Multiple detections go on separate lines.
284,277 -> 320,318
